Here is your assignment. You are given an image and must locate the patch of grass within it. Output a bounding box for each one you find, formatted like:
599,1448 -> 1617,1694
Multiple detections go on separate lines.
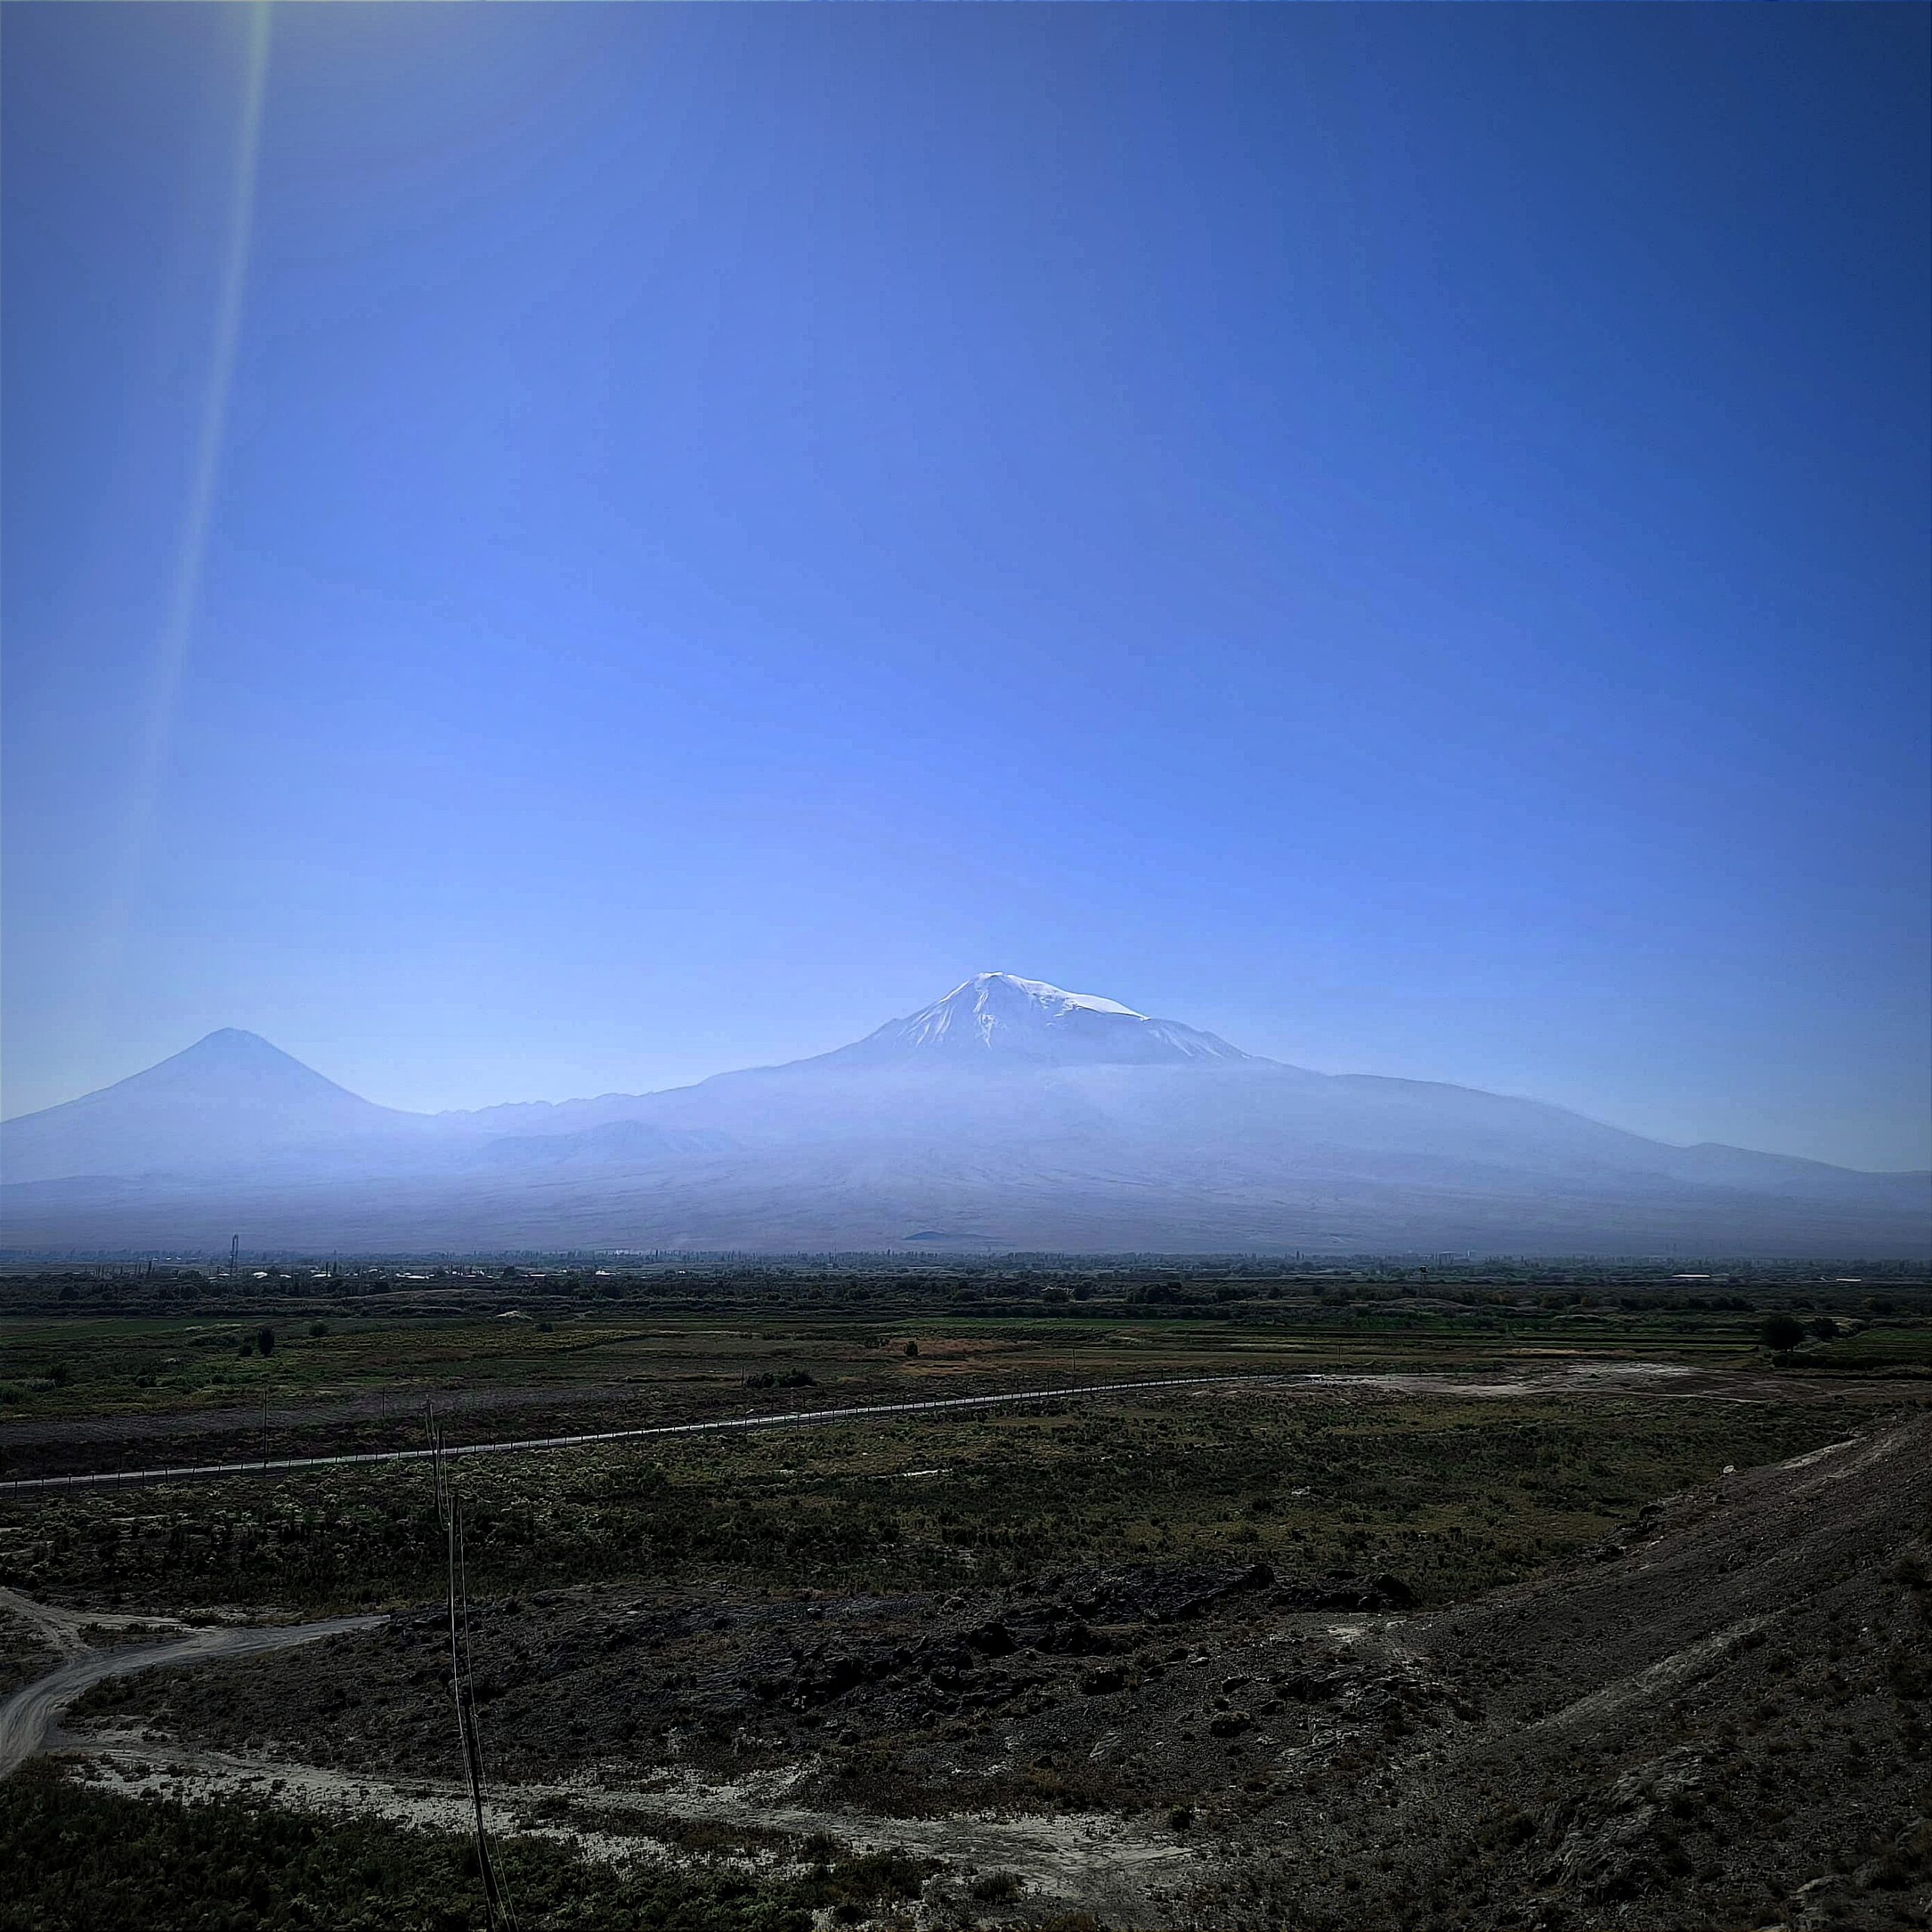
1799,1325 -> 1932,1375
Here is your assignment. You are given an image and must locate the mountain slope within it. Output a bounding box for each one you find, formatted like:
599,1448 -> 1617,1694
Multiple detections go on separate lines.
439,973 -> 1256,1137
3,977 -> 1926,1253
0,1031 -> 447,1186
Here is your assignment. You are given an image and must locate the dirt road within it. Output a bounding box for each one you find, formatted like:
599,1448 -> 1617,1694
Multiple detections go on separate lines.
3,1360 -> 1857,1499
0,1374 -> 1266,1495
0,1601 -> 383,1780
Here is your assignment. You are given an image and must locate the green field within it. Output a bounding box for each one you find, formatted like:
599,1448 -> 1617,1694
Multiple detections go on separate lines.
2,1265 -> 1925,1436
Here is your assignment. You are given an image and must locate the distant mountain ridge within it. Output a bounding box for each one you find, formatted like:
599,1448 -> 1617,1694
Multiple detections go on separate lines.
4,974 -> 1927,1256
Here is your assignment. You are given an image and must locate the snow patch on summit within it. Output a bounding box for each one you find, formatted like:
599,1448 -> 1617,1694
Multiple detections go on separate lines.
842,971 -> 1250,1067
968,973 -> 1143,1018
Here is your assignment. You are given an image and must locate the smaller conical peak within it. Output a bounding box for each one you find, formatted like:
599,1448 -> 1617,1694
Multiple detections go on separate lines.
140,1027 -> 371,1102
193,1028 -> 279,1052
177,1028 -> 318,1071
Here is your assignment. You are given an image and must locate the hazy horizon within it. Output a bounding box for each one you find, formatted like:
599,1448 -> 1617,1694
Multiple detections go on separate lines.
6,6 -> 1929,1170
5,971 -> 1927,1183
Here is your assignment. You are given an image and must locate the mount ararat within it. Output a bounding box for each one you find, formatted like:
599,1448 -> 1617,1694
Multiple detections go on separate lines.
4,974 -> 1926,1256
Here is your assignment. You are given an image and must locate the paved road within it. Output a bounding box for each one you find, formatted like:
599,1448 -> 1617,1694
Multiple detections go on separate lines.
0,1611 -> 383,1780
0,1374 -> 1269,1498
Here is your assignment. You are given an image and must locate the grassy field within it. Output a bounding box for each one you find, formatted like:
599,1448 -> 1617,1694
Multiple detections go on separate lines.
2,1279 -> 1926,1437
3,1385 -> 1874,1614
3,1272 -> 1924,1607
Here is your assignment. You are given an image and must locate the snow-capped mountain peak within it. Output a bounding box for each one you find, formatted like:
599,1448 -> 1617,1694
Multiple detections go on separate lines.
834,971 -> 1251,1069
964,973 -> 1143,1018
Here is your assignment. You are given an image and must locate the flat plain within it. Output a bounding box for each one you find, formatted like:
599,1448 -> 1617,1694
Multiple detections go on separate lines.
1,1260 -> 1927,1930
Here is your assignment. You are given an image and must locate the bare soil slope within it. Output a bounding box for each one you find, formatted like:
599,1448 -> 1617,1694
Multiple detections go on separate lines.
61,1409 -> 1932,1930
1222,1407 -> 1932,1930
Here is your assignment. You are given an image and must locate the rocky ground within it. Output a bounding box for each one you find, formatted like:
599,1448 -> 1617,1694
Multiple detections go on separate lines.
79,1551 -> 1417,1809
1223,1411 -> 1932,1930
63,1404 -> 1932,1929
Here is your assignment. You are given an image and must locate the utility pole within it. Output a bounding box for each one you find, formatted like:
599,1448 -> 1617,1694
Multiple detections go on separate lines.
444,1478 -> 512,1930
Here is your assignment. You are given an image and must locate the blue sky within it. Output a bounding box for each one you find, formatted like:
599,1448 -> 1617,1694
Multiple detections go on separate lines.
5,4 -> 1927,1168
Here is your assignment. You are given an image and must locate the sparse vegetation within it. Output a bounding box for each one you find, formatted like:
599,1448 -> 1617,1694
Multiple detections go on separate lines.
5,1390 -> 1865,1614
0,1761 -> 932,1932
2,1260 -> 1927,1931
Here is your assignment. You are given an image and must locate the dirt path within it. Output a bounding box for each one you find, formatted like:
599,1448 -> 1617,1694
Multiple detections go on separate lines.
1,1560 -> 1197,1921
0,1374 -> 1275,1495
5,1360 -> 1868,1500
0,1358 -> 1840,1454
0,1598 -> 382,1780
0,1586 -> 192,1660
66,1728 -> 1197,1924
